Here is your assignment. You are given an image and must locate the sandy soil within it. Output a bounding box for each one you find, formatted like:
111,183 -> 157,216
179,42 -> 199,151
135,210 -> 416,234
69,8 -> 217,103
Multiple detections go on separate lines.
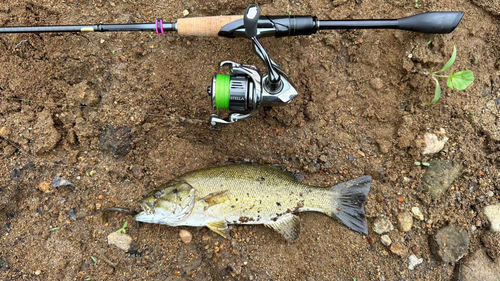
0,0 -> 499,280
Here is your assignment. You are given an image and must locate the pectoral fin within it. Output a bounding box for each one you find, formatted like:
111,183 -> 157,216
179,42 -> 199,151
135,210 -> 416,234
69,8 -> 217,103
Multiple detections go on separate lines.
264,213 -> 301,243
199,190 -> 229,206
206,220 -> 229,238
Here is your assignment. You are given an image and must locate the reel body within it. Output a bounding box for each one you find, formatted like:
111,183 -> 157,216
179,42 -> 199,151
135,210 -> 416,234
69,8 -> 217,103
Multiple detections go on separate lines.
207,61 -> 297,125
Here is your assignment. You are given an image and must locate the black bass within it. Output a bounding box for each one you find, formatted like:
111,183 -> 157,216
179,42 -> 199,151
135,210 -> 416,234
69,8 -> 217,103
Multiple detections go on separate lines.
136,165 -> 371,242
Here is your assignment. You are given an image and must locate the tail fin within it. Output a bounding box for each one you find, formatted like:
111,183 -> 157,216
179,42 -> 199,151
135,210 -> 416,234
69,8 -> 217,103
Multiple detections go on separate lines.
331,176 -> 371,235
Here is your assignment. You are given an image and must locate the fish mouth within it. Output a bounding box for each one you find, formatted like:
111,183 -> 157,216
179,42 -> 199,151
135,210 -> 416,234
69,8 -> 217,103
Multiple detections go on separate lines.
139,202 -> 155,215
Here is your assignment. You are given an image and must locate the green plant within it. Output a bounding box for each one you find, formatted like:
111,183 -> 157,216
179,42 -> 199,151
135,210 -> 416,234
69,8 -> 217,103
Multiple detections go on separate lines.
414,161 -> 430,167
422,44 -> 474,105
116,221 -> 128,234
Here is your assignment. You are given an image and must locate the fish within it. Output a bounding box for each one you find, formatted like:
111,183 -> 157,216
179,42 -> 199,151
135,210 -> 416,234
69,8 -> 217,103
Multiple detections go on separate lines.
135,164 -> 371,242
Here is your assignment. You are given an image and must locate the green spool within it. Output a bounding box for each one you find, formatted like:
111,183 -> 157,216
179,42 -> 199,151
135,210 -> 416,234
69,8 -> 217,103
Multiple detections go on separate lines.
215,74 -> 230,110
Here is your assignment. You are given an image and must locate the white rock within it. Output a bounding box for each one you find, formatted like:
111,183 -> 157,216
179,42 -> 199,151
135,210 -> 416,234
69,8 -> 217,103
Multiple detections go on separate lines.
373,216 -> 394,234
411,207 -> 424,221
421,130 -> 449,155
484,204 -> 500,232
183,10 -> 190,17
381,235 -> 392,246
179,229 -> 193,244
408,254 -> 423,270
107,232 -> 133,251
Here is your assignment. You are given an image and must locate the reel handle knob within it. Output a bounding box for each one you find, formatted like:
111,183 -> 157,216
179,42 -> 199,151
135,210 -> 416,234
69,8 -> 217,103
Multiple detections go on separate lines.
244,5 -> 260,38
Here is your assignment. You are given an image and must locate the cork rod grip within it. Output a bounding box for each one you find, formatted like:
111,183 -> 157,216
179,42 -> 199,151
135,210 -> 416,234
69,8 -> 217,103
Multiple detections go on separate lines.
177,15 -> 243,36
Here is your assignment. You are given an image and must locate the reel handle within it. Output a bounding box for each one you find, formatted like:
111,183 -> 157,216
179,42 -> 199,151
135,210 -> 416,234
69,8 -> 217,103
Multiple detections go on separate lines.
244,5 -> 260,38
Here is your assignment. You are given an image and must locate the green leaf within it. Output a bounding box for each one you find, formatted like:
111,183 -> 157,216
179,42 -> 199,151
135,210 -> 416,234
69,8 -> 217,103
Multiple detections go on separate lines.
422,162 -> 430,166
414,162 -> 421,166
436,44 -> 456,73
423,77 -> 441,105
116,221 -> 128,233
451,70 -> 474,90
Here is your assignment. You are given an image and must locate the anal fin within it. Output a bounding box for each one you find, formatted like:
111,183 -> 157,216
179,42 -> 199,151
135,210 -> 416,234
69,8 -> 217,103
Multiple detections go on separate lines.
206,220 -> 229,238
264,213 -> 301,243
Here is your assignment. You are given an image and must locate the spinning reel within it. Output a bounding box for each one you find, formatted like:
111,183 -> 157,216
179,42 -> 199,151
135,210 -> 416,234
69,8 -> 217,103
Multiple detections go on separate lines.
207,5 -> 298,126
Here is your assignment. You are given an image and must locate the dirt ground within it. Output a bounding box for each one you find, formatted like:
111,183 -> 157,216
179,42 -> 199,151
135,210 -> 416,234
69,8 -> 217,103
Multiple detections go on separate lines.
0,0 -> 499,280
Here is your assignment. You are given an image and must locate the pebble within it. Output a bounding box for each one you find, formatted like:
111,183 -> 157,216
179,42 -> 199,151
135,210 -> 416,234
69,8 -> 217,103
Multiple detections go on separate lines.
397,212 -> 413,232
390,242 -> 406,256
38,182 -> 52,193
381,235 -> 392,246
408,254 -> 423,270
411,207 -> 424,221
481,231 -> 500,261
3,145 -> 16,157
458,248 -> 500,281
484,204 -> 500,232
432,225 -> 470,263
179,230 -> 192,244
421,159 -> 463,199
183,9 -> 189,17
373,216 -> 394,234
107,232 -> 133,251
35,270 -> 41,275
370,78 -> 384,90
421,130 -> 449,155
487,191 -> 495,197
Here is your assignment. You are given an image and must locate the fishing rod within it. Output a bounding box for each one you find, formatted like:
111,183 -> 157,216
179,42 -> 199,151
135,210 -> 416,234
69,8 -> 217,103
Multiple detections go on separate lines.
0,5 -> 464,126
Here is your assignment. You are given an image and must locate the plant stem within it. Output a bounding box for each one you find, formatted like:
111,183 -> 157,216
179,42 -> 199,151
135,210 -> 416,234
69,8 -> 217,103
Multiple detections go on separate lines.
433,75 -> 449,78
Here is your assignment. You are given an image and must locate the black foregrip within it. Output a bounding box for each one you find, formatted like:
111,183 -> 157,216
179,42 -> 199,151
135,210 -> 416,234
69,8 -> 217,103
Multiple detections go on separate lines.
218,16 -> 318,38
269,16 -> 318,37
397,12 -> 464,34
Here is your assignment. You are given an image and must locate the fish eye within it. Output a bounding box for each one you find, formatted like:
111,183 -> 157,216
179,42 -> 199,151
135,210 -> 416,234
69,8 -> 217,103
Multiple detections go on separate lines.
172,188 -> 178,194
153,191 -> 164,198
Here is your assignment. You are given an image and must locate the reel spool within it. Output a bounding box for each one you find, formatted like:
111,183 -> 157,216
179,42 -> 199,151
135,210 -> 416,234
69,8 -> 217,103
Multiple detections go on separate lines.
209,74 -> 254,112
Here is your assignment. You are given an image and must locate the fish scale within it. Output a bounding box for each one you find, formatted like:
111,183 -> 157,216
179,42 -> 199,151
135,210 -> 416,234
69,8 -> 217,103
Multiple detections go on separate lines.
136,164 -> 371,242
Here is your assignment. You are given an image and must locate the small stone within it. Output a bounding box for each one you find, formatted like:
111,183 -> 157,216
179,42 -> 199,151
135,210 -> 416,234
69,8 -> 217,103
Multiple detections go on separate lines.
397,212 -> 413,232
458,249 -> 500,281
484,204 -> 500,232
35,270 -> 41,275
421,159 -> 463,199
381,235 -> 392,246
481,231 -> 500,261
487,191 -> 495,197
183,9 -> 189,17
100,39 -> 105,44
3,145 -> 17,157
38,182 -> 52,193
390,242 -> 406,256
408,254 -> 423,270
432,225 -> 470,263
370,78 -> 384,90
411,207 -> 424,221
0,126 -> 11,137
421,131 -> 449,155
373,216 -> 394,234
107,232 -> 133,251
179,229 -> 192,244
